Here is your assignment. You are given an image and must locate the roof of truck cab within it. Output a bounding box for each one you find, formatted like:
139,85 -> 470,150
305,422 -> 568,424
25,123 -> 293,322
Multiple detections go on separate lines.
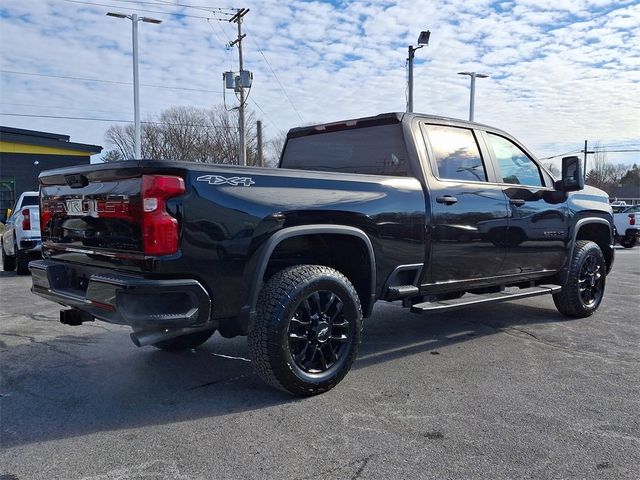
286,112 -> 498,138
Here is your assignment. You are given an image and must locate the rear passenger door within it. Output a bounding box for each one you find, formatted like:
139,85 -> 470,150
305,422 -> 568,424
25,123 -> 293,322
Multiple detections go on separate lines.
419,123 -> 510,285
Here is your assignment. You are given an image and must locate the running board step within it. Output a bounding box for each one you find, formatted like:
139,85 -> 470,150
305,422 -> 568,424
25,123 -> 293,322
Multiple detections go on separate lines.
387,285 -> 420,298
410,284 -> 562,313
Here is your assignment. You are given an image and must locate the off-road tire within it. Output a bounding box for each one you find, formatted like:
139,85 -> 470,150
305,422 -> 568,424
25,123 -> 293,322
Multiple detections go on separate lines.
152,329 -> 216,351
553,240 -> 606,318
16,250 -> 30,275
248,265 -> 363,396
620,236 -> 637,248
1,241 -> 16,271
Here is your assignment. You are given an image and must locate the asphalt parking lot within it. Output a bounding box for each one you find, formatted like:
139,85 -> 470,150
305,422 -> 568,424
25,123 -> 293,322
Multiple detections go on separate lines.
1,248 -> 639,480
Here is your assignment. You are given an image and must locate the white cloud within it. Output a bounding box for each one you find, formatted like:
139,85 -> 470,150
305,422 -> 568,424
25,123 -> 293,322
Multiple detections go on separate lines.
0,0 -> 638,166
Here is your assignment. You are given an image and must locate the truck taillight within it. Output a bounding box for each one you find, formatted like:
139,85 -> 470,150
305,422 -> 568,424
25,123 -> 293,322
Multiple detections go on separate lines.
141,174 -> 185,256
22,208 -> 31,230
630,214 -> 636,226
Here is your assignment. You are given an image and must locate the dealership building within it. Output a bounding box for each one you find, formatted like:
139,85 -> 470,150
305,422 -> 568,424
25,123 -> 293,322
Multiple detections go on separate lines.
0,126 -> 102,219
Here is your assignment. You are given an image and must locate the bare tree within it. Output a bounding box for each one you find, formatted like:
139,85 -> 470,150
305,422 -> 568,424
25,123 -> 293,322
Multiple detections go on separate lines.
264,130 -> 288,167
104,124 -> 135,160
104,105 -> 260,165
543,161 -> 560,178
585,143 -> 627,193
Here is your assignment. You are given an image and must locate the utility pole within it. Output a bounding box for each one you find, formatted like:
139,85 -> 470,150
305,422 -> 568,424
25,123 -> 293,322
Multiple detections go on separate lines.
229,8 -> 249,166
256,120 -> 264,167
582,140 -> 594,174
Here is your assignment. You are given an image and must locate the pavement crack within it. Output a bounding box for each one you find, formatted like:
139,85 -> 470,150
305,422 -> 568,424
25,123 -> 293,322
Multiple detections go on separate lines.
0,332 -> 80,359
467,320 -> 639,366
350,454 -> 374,480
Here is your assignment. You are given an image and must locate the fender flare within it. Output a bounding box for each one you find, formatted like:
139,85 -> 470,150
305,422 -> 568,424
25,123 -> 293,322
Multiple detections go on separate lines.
239,225 -> 377,331
560,217 -> 614,284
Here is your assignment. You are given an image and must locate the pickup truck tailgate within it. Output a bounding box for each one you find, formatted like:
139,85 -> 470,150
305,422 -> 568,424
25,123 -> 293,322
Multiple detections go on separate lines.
39,162 -> 187,270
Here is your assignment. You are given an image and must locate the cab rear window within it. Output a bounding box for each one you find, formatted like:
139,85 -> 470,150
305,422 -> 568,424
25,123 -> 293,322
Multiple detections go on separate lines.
281,125 -> 411,177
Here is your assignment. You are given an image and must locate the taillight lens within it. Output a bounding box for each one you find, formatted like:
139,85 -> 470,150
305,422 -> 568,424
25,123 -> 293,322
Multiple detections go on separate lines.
22,208 -> 31,230
141,175 -> 185,255
630,214 -> 636,226
40,193 -> 51,235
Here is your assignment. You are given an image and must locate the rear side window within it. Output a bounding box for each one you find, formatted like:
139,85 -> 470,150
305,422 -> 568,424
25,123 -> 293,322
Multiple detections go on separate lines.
21,196 -> 39,207
423,125 -> 487,182
487,133 -> 543,187
280,124 -> 411,177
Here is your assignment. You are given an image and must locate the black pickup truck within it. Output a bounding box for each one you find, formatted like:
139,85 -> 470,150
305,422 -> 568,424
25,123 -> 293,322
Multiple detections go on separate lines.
30,112 -> 614,395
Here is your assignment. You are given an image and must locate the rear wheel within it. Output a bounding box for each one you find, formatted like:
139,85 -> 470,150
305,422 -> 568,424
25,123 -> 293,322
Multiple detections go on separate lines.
16,250 -> 30,275
553,240 -> 606,318
152,329 -> 216,351
1,241 -> 16,271
620,236 -> 637,248
248,265 -> 362,396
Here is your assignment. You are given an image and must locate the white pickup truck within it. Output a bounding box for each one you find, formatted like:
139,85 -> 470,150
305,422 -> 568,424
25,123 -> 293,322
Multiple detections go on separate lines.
614,205 -> 640,248
1,191 -> 41,274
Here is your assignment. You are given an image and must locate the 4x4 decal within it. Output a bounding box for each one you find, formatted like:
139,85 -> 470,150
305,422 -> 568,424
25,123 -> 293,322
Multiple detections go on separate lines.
196,175 -> 255,187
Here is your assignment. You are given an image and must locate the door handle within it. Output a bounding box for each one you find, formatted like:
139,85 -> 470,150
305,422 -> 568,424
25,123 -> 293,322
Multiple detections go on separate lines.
509,199 -> 525,207
436,195 -> 458,205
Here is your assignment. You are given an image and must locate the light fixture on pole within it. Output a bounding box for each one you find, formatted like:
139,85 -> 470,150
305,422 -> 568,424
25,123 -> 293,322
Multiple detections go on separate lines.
457,71 -> 489,122
407,30 -> 430,113
107,12 -> 162,159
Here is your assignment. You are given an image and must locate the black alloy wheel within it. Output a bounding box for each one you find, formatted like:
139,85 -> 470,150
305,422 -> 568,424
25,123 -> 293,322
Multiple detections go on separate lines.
578,252 -> 604,308
553,240 -> 606,318
287,290 -> 352,374
249,264 -> 362,396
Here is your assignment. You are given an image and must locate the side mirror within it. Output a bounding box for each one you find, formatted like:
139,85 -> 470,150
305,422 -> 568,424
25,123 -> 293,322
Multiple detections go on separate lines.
555,156 -> 584,192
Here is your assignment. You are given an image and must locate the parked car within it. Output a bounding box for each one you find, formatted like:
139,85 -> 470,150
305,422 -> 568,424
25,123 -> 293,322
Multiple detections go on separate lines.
610,201 -> 629,214
1,191 -> 41,275
614,205 -> 640,248
29,112 -> 614,395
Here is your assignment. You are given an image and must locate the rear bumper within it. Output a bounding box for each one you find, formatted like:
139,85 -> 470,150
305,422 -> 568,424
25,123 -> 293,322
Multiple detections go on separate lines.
19,237 -> 41,252
624,228 -> 640,237
29,259 -> 212,330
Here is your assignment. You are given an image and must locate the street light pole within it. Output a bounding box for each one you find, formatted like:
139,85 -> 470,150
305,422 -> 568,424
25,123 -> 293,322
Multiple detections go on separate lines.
406,30 -> 430,113
407,45 -> 415,113
457,71 -> 489,122
132,13 -> 140,160
107,12 -> 162,159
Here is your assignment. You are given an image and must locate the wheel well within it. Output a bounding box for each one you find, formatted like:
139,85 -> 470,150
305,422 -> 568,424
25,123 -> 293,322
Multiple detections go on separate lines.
264,234 -> 374,316
576,222 -> 613,270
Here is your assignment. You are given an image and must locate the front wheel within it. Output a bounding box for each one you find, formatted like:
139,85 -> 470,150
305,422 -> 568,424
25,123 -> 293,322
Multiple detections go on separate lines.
248,265 -> 363,396
553,240 -> 606,318
1,241 -> 16,271
16,250 -> 31,275
620,236 -> 637,248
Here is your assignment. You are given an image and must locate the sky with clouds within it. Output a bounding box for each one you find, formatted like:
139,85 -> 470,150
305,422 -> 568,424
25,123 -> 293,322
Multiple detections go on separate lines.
1,0 -> 639,168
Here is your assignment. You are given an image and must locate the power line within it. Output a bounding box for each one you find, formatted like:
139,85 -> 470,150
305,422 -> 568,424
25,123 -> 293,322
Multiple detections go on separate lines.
600,149 -> 640,153
60,0 -> 229,21
0,112 -> 239,129
0,101 -> 131,116
253,46 -> 304,124
538,150 -> 582,160
1,69 -> 221,94
250,98 -> 281,132
110,0 -> 234,14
